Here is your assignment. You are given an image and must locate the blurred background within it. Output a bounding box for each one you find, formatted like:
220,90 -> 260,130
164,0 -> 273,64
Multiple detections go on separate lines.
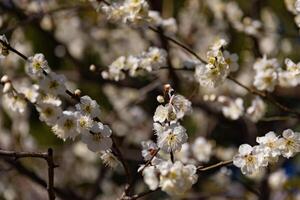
1,0 -> 300,199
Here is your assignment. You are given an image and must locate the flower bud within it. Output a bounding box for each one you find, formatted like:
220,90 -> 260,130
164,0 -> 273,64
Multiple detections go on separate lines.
3,82 -> 12,93
156,95 -> 165,103
1,75 -> 9,83
89,64 -> 96,72
74,89 -> 82,96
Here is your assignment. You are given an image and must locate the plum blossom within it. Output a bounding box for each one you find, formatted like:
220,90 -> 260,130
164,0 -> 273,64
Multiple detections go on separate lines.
256,132 -> 281,162
36,95 -> 62,125
52,111 -> 79,141
218,96 -> 244,120
75,95 -> 101,119
192,137 -> 213,163
100,150 -> 120,168
142,166 -> 160,190
39,72 -> 66,96
26,53 -> 50,78
233,144 -> 265,175
246,97 -> 266,122
278,129 -> 300,158
101,0 -> 151,26
195,39 -> 231,88
158,161 -> 198,196
156,122 -> 188,153
81,122 -> 113,152
253,56 -> 279,92
141,140 -> 161,165
102,47 -> 167,81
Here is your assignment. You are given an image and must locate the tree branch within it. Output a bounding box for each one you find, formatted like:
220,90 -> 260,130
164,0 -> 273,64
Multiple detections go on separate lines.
0,148 -> 58,200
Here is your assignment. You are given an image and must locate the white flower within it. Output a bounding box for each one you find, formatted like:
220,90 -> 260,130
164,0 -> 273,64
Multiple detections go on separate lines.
52,111 -> 79,141
81,122 -> 112,152
100,150 -> 120,168
175,143 -> 194,164
153,94 -> 191,123
278,129 -> 300,158
256,132 -> 281,162
170,94 -> 192,119
101,0 -> 151,26
296,0 -> 300,13
253,56 -> 279,72
141,140 -> 161,165
158,161 -> 198,196
19,84 -> 39,103
285,58 -> 300,74
195,52 -> 230,88
246,97 -> 266,122
253,69 -> 278,92
279,58 -> 300,87
102,56 -> 127,81
153,105 -> 169,123
0,35 -> 9,57
2,93 -> 27,115
153,122 -> 164,135
218,96 -> 244,120
142,166 -> 159,190
242,18 -> 261,36
101,3 -> 126,22
26,53 -> 50,78
157,122 -> 188,153
144,47 -> 167,70
39,72 -> 66,95
102,47 -> 167,80
278,70 -> 299,87
233,144 -> 266,175
75,95 -> 101,119
123,0 -> 150,25
192,137 -> 213,163
36,96 -> 62,126
76,113 -> 93,134
223,50 -> 239,72
195,39 -> 231,88
210,38 -> 227,52
127,55 -> 140,77
268,169 -> 287,190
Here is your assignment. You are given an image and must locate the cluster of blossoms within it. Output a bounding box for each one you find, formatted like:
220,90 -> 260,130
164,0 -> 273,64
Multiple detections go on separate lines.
101,47 -> 167,81
253,56 -> 300,91
100,0 -> 151,26
253,56 -> 280,92
285,0 -> 300,28
204,94 -> 266,121
225,2 -> 262,36
0,44 -> 116,163
194,39 -> 238,88
100,0 -> 177,30
139,86 -> 199,196
233,129 -> 300,175
278,58 -> 300,87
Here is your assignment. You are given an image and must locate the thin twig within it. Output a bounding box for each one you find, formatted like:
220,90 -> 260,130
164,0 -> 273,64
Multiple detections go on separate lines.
0,39 -> 28,60
138,148 -> 160,173
148,26 -> 206,63
130,188 -> 159,200
111,136 -> 133,195
228,76 -> 300,118
0,149 -> 48,159
197,160 -> 233,172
